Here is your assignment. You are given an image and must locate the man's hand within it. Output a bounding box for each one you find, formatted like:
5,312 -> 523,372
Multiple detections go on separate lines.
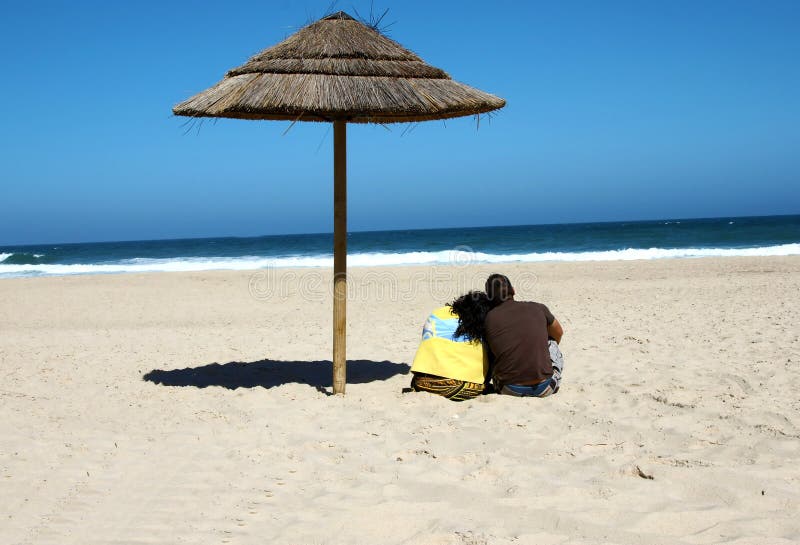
548,318 -> 564,344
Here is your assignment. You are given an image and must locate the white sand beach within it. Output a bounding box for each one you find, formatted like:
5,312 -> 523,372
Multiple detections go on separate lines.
2,257 -> 800,544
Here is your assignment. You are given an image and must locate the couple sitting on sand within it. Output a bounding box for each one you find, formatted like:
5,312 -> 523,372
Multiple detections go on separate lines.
410,274 -> 564,401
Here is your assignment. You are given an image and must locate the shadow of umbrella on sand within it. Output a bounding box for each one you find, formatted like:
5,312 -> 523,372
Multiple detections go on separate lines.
173,11 -> 505,394
143,359 -> 410,394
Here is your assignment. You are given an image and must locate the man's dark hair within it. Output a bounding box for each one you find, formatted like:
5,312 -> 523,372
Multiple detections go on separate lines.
485,273 -> 514,305
449,291 -> 491,343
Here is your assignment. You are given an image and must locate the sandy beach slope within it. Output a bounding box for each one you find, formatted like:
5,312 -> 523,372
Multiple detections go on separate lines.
2,257 -> 799,544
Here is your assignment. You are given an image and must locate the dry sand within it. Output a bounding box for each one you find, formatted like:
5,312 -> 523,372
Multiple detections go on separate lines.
2,257 -> 799,544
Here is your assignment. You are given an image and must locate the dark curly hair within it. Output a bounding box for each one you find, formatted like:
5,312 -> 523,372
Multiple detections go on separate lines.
449,290 -> 492,343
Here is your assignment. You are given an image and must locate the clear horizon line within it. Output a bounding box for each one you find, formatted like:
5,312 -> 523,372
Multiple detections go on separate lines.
2,212 -> 798,249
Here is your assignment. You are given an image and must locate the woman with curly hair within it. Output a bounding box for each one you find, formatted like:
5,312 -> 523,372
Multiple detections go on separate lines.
409,291 -> 492,401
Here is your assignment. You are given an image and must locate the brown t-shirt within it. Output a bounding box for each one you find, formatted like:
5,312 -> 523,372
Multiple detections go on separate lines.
484,300 -> 555,388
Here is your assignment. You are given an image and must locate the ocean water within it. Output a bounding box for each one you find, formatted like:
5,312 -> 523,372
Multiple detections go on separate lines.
1,215 -> 799,278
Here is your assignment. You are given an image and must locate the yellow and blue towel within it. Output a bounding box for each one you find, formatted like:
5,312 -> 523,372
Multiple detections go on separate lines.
410,306 -> 488,384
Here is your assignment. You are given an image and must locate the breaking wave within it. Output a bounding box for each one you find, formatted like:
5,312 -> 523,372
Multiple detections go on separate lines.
1,244 -> 799,278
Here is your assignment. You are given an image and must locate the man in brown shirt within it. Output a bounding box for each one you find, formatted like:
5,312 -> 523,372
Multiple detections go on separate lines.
484,274 -> 565,397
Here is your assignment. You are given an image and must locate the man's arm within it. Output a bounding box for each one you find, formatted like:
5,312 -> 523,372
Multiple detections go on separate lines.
547,318 -> 564,344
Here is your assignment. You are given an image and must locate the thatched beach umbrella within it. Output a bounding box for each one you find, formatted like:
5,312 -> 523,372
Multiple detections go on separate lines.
173,11 -> 505,394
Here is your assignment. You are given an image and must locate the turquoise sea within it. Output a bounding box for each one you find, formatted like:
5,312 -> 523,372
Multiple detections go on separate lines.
1,215 -> 798,278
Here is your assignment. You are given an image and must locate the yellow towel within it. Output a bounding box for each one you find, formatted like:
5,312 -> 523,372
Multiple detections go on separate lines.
410,306 -> 487,384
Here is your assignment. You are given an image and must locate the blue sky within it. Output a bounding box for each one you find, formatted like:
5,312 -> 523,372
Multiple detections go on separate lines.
1,0 -> 798,245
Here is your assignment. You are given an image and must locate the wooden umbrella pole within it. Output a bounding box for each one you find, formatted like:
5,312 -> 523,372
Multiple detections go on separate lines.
332,120 -> 347,395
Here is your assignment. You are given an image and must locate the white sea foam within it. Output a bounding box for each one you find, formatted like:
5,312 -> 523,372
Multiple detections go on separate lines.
1,244 -> 799,278
0,253 -> 11,263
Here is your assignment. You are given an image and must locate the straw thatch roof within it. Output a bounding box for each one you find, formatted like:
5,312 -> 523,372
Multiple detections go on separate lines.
173,12 -> 505,123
